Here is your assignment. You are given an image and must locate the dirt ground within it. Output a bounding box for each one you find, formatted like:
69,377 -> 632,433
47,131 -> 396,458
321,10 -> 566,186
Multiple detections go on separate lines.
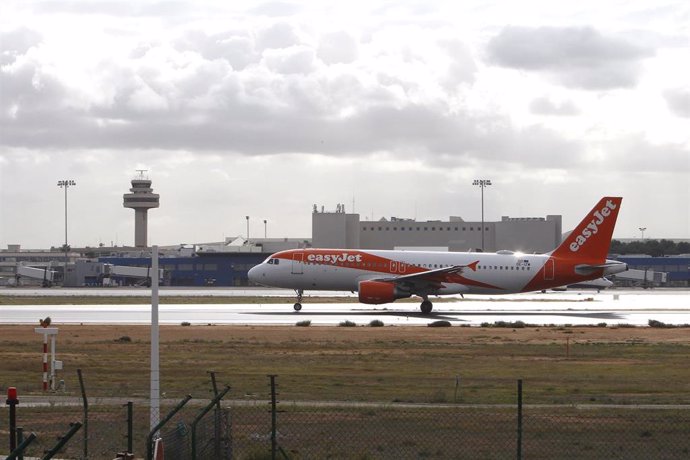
3,324 -> 689,401
2,323 -> 689,344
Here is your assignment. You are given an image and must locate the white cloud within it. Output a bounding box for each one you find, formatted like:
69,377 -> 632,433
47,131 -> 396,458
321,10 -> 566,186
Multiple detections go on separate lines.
317,31 -> 358,65
663,87 -> 690,117
529,97 -> 580,116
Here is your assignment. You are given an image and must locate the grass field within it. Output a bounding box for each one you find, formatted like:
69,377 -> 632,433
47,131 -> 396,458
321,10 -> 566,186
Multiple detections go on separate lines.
3,305 -> 690,458
2,323 -> 689,405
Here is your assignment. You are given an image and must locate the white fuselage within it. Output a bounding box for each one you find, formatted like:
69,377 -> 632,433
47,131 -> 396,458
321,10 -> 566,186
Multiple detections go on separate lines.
248,248 -> 625,295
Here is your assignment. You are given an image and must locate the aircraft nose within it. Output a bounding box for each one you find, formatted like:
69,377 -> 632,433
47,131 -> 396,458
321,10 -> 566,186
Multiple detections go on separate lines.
248,264 -> 262,283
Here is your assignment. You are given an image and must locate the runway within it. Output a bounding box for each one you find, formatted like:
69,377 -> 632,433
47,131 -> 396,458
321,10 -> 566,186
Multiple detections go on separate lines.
1,289 -> 687,326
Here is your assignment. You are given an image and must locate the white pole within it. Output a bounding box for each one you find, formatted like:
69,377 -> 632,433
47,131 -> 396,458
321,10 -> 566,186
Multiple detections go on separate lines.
150,245 -> 160,431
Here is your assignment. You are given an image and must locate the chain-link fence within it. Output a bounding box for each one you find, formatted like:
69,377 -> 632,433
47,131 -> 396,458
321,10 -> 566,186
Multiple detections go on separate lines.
5,376 -> 690,459
13,403 -> 146,459
224,403 -> 690,459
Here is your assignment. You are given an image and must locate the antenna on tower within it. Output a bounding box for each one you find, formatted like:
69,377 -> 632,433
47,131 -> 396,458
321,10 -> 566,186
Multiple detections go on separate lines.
135,169 -> 148,179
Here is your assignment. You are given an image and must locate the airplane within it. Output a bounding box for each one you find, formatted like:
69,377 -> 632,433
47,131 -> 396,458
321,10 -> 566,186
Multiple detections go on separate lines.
248,197 -> 628,314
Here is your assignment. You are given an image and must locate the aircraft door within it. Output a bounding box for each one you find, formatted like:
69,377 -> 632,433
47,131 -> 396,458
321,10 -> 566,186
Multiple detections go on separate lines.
543,259 -> 555,281
292,252 -> 304,275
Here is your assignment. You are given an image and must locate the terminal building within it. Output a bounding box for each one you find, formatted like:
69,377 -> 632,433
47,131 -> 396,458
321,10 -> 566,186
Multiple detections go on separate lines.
312,204 -> 562,253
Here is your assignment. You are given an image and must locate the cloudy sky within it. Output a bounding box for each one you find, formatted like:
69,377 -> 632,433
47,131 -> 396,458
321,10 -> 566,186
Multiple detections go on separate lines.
1,0 -> 688,249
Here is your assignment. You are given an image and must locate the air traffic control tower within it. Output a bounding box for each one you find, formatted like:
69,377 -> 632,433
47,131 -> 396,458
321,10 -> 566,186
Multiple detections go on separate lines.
123,170 -> 159,247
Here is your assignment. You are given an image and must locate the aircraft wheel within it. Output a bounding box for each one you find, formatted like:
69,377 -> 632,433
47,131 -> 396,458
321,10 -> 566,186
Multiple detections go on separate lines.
420,300 -> 433,314
293,303 -> 302,312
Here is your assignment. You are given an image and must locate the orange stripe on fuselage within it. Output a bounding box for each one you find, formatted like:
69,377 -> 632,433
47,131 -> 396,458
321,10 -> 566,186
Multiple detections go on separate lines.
273,249 -> 501,290
520,257 -> 603,293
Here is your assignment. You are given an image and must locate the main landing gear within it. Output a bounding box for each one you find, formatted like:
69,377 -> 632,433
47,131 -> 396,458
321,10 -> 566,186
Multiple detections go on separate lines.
420,298 -> 433,314
293,289 -> 303,312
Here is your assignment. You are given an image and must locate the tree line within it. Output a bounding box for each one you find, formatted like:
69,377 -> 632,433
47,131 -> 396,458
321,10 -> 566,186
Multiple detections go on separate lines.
610,239 -> 690,257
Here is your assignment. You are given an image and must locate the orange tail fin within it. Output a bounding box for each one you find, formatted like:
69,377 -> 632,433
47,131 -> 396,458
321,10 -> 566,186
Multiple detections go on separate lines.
551,197 -> 622,262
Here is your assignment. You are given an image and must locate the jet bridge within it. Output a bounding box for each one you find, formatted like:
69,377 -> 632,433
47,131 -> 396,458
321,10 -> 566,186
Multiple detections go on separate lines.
15,264 -> 57,287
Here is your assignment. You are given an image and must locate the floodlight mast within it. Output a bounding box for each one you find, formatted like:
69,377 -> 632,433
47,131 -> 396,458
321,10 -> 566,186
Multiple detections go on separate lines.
57,179 -> 76,267
472,179 -> 492,251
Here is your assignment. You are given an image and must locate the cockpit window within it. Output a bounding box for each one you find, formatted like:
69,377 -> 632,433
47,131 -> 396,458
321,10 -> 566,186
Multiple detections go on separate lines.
267,258 -> 280,265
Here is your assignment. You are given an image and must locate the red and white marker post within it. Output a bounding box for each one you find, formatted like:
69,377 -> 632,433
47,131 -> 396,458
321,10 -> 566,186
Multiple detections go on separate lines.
34,327 -> 59,391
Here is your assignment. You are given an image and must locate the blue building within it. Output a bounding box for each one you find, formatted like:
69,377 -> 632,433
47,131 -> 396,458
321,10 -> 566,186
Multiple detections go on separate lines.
98,252 -> 268,286
615,255 -> 690,286
92,253 -> 687,288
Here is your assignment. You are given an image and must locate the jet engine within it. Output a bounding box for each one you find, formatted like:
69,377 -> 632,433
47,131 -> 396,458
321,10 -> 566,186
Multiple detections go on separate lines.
358,280 -> 410,304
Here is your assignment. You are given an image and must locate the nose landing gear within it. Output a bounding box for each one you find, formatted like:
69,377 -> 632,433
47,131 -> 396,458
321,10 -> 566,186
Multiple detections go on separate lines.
294,289 -> 304,311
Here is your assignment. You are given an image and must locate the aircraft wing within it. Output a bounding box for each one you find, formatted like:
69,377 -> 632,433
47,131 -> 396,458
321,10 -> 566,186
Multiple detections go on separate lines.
373,261 -> 478,292
375,262 -> 476,284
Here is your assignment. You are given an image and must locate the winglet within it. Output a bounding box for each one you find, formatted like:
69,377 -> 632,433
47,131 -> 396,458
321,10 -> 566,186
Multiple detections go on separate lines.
551,197 -> 622,262
467,261 -> 479,272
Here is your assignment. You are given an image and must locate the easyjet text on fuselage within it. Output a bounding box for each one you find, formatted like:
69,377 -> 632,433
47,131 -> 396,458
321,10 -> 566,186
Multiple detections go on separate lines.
307,252 -> 363,264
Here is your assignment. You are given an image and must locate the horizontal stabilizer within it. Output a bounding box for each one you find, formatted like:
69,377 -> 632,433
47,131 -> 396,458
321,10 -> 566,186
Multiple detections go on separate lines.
575,261 -> 628,276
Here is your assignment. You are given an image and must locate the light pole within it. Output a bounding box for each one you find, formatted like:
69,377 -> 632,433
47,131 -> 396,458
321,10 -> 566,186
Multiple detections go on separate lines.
57,179 -> 76,267
263,219 -> 267,239
639,227 -> 646,240
472,179 -> 492,251
246,216 -> 250,244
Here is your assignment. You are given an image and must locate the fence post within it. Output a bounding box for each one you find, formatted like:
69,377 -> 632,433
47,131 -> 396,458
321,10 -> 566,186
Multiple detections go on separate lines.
190,385 -> 230,460
125,401 -> 133,454
208,371 -> 222,459
77,368 -> 88,459
42,421 -> 82,460
269,375 -> 278,460
6,432 -> 37,460
146,394 -> 192,460
517,379 -> 523,460
16,427 -> 24,460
